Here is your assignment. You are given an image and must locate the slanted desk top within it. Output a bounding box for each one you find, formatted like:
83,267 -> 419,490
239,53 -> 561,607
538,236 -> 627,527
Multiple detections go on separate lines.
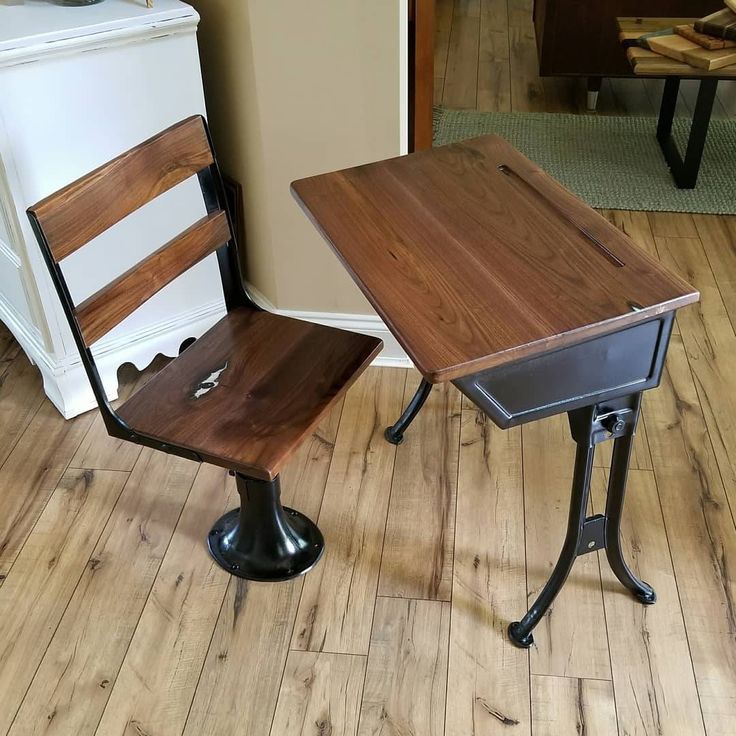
292,136 -> 698,383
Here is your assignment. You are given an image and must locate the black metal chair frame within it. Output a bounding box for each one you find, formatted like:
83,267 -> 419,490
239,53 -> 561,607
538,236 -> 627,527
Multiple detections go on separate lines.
28,118 -> 325,583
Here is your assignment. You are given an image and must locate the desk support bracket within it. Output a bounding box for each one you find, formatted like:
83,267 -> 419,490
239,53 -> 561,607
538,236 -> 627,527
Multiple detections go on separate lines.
508,392 -> 655,648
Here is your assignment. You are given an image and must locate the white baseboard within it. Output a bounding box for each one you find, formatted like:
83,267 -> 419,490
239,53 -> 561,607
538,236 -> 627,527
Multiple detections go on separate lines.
2,281 -> 411,420
245,283 -> 413,370
1,297 -> 225,418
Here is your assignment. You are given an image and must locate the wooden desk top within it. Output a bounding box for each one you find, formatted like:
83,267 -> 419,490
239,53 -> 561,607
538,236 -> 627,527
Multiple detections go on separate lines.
292,136 -> 699,383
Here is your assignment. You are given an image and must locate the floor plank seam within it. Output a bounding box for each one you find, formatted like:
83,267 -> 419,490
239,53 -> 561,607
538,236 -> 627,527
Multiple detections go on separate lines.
642,413 -> 711,736
93,460 -> 200,735
6,467 -> 131,734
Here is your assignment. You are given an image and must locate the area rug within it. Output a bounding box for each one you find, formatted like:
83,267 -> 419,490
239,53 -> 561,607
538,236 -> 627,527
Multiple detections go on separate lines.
433,107 -> 736,214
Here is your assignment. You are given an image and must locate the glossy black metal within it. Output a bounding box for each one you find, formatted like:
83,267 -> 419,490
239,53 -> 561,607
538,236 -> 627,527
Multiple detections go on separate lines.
384,377 -> 432,444
508,391 -> 656,648
508,428 -> 596,649
657,76 -> 718,189
455,314 -> 674,429
208,473 -> 324,581
604,398 -> 656,604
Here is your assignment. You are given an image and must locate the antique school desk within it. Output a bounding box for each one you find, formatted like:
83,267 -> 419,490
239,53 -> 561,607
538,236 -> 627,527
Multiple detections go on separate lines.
291,136 -> 698,648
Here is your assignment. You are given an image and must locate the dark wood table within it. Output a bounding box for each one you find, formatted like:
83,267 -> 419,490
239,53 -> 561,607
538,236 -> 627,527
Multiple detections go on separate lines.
291,136 -> 698,648
618,17 -> 736,188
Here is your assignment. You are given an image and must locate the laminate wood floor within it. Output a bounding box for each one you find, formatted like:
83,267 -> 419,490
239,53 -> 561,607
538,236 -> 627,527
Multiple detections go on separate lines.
0,210 -> 735,735
436,0 -> 736,117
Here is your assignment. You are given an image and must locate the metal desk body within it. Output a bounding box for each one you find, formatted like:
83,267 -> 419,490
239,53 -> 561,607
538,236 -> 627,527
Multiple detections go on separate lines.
292,135 -> 699,647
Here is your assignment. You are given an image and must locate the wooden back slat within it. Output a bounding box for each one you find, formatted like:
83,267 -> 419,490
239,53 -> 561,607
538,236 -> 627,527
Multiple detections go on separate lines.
30,116 -> 213,261
75,210 -> 231,345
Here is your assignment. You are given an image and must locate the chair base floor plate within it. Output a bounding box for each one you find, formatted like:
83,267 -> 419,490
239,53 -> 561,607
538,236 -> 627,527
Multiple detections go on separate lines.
207,506 -> 324,582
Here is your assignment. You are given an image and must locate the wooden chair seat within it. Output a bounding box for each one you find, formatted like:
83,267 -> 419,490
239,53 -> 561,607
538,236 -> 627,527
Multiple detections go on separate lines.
117,307 -> 381,480
28,116 -> 382,581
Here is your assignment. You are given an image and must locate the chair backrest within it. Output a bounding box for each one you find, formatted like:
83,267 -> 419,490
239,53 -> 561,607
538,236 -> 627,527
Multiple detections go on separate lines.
27,116 -> 253,446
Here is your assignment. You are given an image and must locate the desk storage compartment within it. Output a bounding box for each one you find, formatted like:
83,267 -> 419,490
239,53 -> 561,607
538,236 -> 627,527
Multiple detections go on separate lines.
454,314 -> 674,428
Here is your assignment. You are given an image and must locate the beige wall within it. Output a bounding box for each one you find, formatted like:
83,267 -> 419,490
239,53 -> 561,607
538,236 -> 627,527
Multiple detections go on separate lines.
190,0 -> 405,314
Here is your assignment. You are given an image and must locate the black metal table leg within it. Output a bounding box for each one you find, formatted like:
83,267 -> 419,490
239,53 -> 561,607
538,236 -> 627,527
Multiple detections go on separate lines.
657,76 -> 718,189
604,409 -> 656,604
207,473 -> 324,581
508,393 -> 654,648
384,377 -> 432,444
508,432 -> 596,648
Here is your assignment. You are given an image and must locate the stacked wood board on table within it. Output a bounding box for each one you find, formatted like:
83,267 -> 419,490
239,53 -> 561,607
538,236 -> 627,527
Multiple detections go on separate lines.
618,10 -> 736,77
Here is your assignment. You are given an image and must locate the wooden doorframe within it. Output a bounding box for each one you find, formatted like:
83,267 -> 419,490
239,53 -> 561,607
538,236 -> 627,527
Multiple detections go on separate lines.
409,0 -> 435,151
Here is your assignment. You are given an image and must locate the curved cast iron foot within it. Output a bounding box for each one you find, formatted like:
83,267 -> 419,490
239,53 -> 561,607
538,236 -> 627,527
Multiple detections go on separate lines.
508,622 -> 535,649
207,473 -> 324,581
384,426 -> 405,445
604,422 -> 658,608
634,586 -> 657,605
384,378 -> 432,445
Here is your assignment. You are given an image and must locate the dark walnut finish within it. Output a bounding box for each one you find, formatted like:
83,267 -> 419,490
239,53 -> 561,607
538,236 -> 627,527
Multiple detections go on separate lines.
28,115 -> 383,582
32,116 -> 214,261
292,135 -> 698,383
76,211 -> 231,345
118,308 -> 381,481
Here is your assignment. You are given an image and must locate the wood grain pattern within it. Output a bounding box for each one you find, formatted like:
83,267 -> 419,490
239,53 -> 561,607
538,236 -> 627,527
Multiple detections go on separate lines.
184,578 -> 303,736
626,46 -> 736,76
0,401 -> 93,579
478,0 -> 512,113
292,135 -> 698,383
442,0 -> 480,109
645,336 -> 736,736
378,374 -> 460,600
357,597 -> 450,736
530,676 -> 617,736
92,465 -> 235,736
522,415 -> 610,680
75,211 -> 230,345
693,213 -> 736,326
8,451 -> 198,736
292,368 -> 405,655
446,410 -> 530,736
655,235 -> 736,516
436,2 -> 734,115
411,0 -> 436,150
68,357 -> 169,472
0,353 -> 45,468
270,651 -> 366,736
118,308 -> 382,480
590,467 -> 705,736
508,0 -> 546,112
182,400 -> 343,736
29,116 -> 213,261
0,469 -> 127,735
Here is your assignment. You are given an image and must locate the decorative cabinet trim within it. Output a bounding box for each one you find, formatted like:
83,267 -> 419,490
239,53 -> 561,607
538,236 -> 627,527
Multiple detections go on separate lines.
0,14 -> 199,69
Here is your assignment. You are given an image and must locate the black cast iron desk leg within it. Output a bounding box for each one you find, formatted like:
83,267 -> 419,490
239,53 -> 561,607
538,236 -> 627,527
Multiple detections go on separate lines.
508,392 -> 655,648
656,76 -> 718,189
385,377 -> 432,444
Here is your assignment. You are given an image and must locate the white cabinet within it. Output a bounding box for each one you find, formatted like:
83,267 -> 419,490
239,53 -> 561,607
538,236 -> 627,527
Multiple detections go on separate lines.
0,0 -> 225,418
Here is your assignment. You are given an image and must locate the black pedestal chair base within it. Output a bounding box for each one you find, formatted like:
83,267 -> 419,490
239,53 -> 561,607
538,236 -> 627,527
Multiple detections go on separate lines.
208,473 -> 324,581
